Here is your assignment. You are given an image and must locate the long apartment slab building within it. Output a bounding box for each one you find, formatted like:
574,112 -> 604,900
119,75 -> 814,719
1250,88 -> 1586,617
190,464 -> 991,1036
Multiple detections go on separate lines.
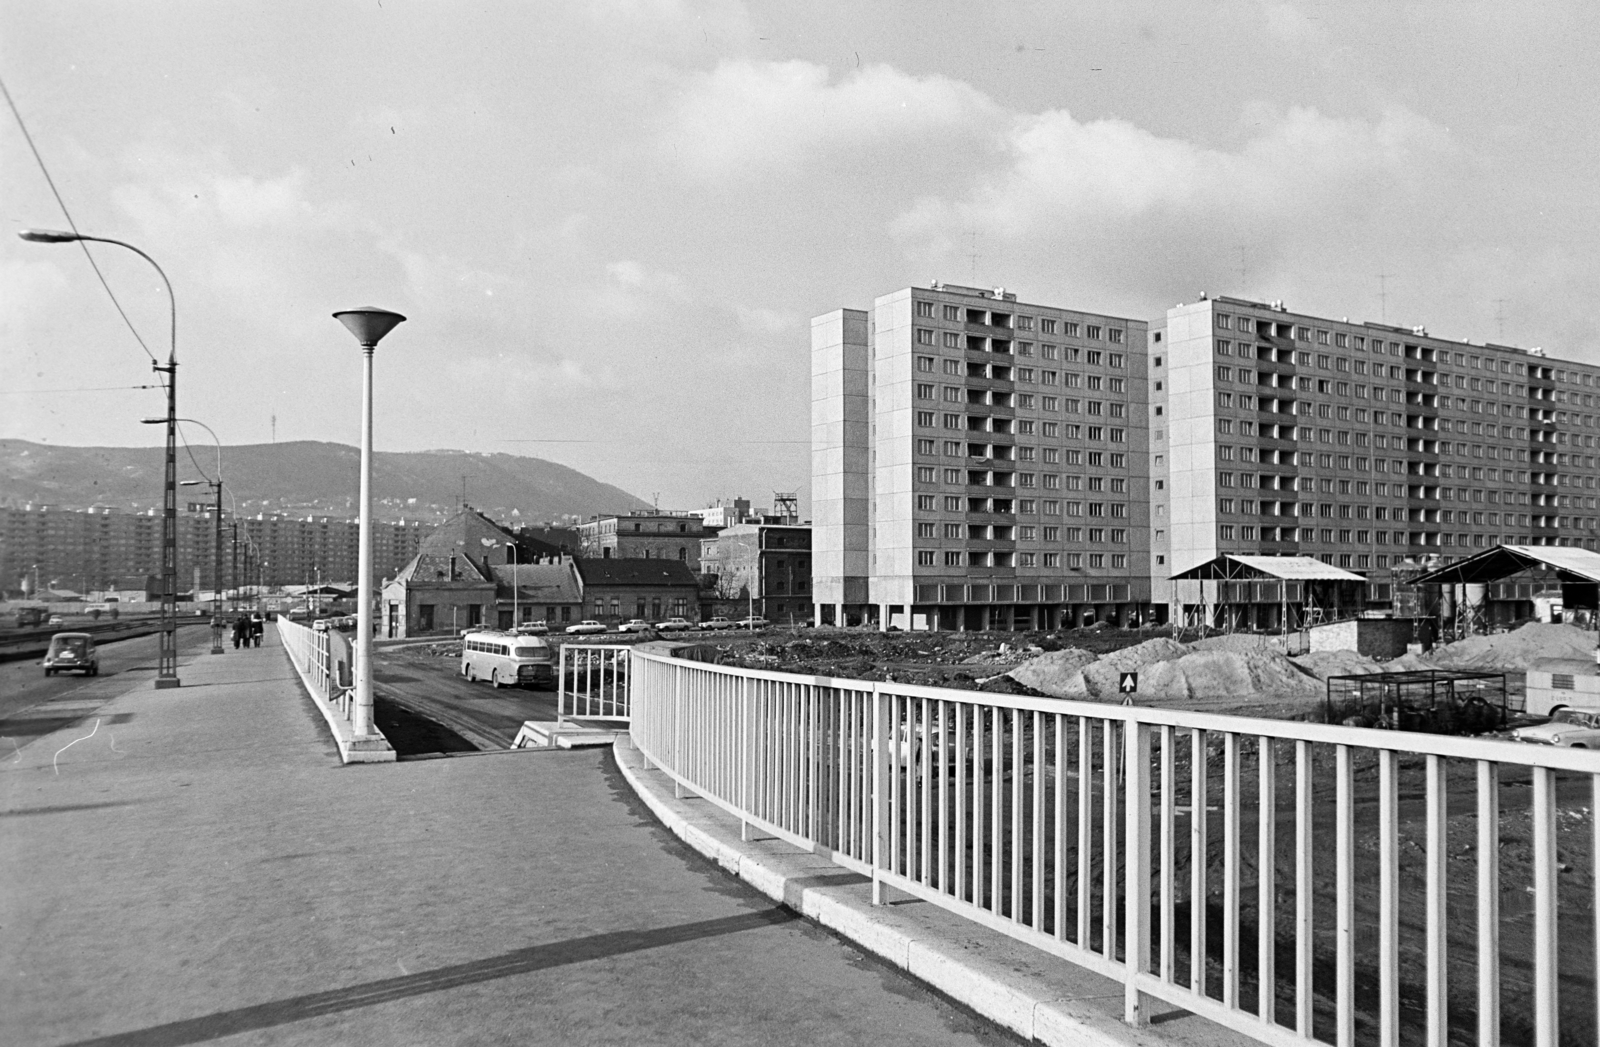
1153,294 -> 1600,624
813,283 -> 1154,630
814,282 -> 1599,631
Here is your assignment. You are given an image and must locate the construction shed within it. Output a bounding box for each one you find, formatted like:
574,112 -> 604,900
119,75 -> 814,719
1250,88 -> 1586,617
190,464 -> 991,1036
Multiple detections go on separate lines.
1170,554 -> 1367,633
1406,544 -> 1600,631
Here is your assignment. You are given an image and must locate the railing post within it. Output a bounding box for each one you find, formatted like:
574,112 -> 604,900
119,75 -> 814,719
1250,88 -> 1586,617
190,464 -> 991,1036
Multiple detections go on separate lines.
557,644 -> 567,725
741,673 -> 755,842
674,662 -> 686,800
1124,720 -> 1152,1027
872,682 -> 890,906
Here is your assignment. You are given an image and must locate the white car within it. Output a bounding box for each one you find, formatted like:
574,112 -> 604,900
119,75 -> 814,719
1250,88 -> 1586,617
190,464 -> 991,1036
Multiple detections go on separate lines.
565,620 -> 608,635
617,619 -> 653,633
514,622 -> 550,636
700,616 -> 736,630
1511,707 -> 1600,748
734,616 -> 770,630
656,617 -> 695,632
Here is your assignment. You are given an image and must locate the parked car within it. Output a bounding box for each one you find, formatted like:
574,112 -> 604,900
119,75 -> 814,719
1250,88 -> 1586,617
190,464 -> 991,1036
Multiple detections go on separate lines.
700,616 -> 736,630
514,622 -> 550,636
565,620 -> 608,635
43,632 -> 98,677
656,617 -> 695,632
1510,707 -> 1600,747
47,615 -> 64,627
734,616 -> 770,630
617,619 -> 653,633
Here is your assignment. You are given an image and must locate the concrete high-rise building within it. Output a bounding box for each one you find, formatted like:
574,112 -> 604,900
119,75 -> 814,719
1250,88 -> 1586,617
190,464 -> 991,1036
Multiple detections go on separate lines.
1152,294 -> 1600,626
812,283 -> 1154,630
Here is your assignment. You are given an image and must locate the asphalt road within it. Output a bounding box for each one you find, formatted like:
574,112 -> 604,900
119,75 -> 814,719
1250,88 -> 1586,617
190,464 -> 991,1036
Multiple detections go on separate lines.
0,624 -> 210,751
372,644 -> 563,749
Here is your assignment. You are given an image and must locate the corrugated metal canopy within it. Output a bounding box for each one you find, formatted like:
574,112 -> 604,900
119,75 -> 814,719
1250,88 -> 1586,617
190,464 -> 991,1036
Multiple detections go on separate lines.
1407,545 -> 1600,586
1170,554 -> 1367,582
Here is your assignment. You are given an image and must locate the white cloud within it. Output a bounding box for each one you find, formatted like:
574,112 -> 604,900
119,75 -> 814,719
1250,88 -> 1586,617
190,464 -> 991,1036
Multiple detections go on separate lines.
892,103 -> 1458,304
664,59 -> 1001,176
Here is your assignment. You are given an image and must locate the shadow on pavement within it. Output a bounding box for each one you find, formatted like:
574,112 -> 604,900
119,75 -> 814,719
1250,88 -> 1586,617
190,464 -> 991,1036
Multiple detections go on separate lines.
60,907 -> 798,1047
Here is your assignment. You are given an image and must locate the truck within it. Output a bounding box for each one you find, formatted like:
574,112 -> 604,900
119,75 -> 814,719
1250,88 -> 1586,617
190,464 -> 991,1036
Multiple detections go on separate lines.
15,607 -> 48,628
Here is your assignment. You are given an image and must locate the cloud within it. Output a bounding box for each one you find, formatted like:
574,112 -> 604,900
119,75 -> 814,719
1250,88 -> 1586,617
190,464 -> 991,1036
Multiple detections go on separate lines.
892,103 -> 1457,306
664,59 -> 1001,177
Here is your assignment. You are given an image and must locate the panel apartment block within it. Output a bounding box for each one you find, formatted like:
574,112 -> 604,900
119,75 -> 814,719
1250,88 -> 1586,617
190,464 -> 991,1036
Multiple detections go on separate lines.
1152,294 -> 1600,622
811,309 -> 872,623
813,283 -> 1153,630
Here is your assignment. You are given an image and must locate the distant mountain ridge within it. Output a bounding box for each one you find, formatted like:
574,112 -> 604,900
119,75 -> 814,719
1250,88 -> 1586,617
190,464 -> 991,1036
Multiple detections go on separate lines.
0,439 -> 649,524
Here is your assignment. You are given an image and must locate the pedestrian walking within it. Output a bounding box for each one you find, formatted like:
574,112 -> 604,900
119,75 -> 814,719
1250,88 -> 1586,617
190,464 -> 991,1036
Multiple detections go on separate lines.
232,616 -> 247,649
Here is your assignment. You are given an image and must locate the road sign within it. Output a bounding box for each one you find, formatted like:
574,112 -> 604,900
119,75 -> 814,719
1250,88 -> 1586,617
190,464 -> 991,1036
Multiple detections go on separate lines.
1119,671 -> 1138,694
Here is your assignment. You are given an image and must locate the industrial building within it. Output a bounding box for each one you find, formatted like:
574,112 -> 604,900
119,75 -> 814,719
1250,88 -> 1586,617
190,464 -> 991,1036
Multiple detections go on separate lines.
812,283 -> 1154,630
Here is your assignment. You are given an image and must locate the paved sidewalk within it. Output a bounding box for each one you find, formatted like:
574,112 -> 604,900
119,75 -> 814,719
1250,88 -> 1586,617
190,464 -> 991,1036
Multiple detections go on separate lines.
1,633 -> 1026,1046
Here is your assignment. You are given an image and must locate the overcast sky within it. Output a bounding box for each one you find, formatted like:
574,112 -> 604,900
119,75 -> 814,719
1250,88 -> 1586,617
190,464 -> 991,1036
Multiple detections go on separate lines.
4,1 -> 1598,513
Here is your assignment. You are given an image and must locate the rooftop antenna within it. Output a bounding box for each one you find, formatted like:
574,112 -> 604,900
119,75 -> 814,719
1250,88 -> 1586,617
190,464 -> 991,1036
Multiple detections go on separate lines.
969,229 -> 979,283
461,474 -> 468,509
1493,298 -> 1508,340
1376,273 -> 1394,323
270,413 -> 276,443
1236,244 -> 1247,286
652,491 -> 660,509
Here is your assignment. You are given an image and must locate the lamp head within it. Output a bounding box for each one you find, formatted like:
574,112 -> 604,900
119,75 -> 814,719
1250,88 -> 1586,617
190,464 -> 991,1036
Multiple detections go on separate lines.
333,307 -> 406,348
179,480 -> 204,487
140,418 -> 166,425
18,228 -> 81,244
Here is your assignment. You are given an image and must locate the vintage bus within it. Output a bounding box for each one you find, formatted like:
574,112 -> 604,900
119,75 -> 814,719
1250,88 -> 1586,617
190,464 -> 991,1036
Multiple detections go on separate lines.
459,629 -> 555,689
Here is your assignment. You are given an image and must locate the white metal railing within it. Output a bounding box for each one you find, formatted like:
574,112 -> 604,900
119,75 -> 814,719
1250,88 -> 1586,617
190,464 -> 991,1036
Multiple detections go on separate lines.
558,643 -> 631,723
626,647 -> 1600,1047
277,618 -> 354,719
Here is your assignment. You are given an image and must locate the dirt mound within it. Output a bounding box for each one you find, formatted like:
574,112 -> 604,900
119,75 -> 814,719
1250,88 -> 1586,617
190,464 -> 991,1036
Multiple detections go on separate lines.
1004,648 -> 1098,694
1381,652 -> 1435,672
1293,650 -> 1383,681
1191,633 -> 1289,655
1426,623 -> 1595,671
1009,639 -> 1318,702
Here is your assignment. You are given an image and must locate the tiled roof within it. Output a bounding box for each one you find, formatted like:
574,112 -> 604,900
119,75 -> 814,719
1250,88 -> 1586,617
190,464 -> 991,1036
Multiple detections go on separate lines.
574,557 -> 699,588
490,562 -> 581,602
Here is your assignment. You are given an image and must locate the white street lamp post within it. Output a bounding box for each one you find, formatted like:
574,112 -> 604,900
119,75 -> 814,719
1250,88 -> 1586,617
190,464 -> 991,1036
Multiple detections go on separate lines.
332,307 -> 406,738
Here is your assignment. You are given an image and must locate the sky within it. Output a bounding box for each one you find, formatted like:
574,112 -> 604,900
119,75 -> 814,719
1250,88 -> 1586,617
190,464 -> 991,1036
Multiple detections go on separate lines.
3,0 -> 1599,515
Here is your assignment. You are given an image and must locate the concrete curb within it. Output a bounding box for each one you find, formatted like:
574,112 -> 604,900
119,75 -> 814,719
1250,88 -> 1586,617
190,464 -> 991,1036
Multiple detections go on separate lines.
275,628 -> 394,764
612,739 -> 1253,1047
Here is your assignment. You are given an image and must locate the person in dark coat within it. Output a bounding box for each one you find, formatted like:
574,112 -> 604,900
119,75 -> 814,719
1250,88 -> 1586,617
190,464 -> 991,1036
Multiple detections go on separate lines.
232,616 -> 247,649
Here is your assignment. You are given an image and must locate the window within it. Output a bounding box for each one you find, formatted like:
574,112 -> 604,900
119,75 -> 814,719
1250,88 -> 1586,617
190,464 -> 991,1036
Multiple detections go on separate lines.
916,410 -> 935,427
916,328 -> 934,345
1087,325 -> 1103,340
944,551 -> 963,566
917,550 -> 935,565
916,301 -> 935,318
915,383 -> 934,400
943,332 -> 961,348
917,523 -> 935,538
916,466 -> 936,483
1040,318 -> 1057,334
917,495 -> 935,511
916,355 -> 934,372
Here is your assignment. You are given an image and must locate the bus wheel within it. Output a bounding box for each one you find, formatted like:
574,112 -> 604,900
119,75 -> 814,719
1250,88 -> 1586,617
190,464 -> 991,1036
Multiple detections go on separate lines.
491,670 -> 503,689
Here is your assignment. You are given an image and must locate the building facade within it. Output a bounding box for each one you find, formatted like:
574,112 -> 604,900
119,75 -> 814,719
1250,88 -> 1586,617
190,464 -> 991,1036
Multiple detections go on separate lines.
812,283 -> 1154,631
1154,294 -> 1600,625
577,512 -> 705,571
699,523 -> 812,624
1,503 -> 426,596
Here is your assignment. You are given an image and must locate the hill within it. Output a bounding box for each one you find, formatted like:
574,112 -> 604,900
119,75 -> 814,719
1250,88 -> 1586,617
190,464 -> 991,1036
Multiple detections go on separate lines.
0,439 -> 649,524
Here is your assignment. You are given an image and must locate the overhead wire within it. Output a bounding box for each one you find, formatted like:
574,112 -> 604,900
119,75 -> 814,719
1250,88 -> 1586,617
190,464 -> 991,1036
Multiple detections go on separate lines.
1,72 -> 160,365
0,384 -> 163,395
